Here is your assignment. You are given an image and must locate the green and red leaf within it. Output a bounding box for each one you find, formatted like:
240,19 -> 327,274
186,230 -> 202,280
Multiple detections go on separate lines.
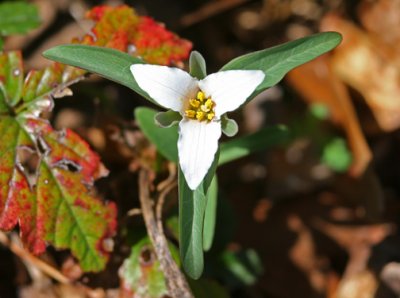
0,4 -> 192,272
0,51 -> 116,272
80,5 -> 192,65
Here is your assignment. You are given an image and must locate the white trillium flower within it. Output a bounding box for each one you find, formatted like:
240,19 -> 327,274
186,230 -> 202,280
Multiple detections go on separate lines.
130,64 -> 265,190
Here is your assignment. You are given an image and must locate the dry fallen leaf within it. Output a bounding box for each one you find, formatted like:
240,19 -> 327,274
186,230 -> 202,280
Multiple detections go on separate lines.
321,14 -> 400,132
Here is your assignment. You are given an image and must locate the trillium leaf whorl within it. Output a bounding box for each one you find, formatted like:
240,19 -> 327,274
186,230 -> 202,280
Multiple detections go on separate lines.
130,64 -> 264,190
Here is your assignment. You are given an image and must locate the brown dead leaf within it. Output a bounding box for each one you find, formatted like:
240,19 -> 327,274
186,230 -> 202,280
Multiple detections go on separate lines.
321,14 -> 400,132
286,54 -> 372,176
358,0 -> 400,47
335,270 -> 377,298
381,262 -> 400,295
314,220 -> 392,298
288,215 -> 327,292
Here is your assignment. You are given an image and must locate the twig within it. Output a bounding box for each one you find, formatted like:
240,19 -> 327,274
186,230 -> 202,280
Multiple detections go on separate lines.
127,208 -> 142,217
0,232 -> 70,284
156,181 -> 177,233
180,0 -> 249,27
139,169 -> 193,298
156,162 -> 177,192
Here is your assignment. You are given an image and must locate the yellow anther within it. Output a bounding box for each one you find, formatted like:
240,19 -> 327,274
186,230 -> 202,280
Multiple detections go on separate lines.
207,112 -> 215,121
197,91 -> 206,102
200,104 -> 210,112
196,111 -> 205,121
189,99 -> 200,108
205,99 -> 213,109
185,110 -> 196,118
184,90 -> 216,122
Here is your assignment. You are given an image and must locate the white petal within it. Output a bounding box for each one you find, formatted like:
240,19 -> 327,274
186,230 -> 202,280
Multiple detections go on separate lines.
178,120 -> 221,190
130,64 -> 198,112
199,70 -> 265,117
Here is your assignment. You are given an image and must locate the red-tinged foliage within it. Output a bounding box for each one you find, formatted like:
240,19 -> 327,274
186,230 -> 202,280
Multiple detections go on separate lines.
0,4 -> 192,272
81,5 -> 192,65
0,51 -> 116,272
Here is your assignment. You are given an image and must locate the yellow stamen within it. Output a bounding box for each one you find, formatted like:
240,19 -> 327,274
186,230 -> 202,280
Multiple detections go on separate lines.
200,104 -> 210,112
185,110 -> 196,118
189,99 -> 200,108
205,99 -> 213,109
197,91 -> 206,102
184,90 -> 216,122
196,111 -> 205,121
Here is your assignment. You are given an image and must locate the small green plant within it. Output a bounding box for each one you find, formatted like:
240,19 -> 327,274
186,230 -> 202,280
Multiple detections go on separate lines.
0,2 -> 343,296
44,30 -> 342,279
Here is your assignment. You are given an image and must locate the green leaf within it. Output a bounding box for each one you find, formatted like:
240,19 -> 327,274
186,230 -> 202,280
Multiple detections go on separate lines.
220,249 -> 263,286
136,108 -> 290,165
178,155 -> 218,279
154,110 -> 181,128
221,115 -> 238,137
120,237 -> 180,298
0,38 -> 3,51
310,103 -> 330,120
221,32 -> 342,99
322,137 -> 352,172
135,107 -> 178,162
0,1 -> 40,36
189,51 -> 207,79
42,45 -> 156,104
203,175 -> 218,251
219,125 -> 290,165
0,51 -> 23,109
189,279 -> 229,298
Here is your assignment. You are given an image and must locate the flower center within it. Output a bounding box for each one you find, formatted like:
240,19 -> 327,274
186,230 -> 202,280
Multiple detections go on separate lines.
184,91 -> 216,122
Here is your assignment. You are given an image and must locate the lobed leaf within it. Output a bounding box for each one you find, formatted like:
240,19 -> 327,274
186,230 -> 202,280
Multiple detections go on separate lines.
0,52 -> 117,272
0,4 -> 193,271
81,5 -> 192,65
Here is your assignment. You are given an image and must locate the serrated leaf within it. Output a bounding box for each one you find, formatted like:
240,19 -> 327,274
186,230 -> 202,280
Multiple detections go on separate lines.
178,155 -> 218,280
0,52 -> 116,272
82,5 -> 192,65
0,1 -> 40,36
0,51 -> 23,109
221,32 -> 342,99
203,175 -> 218,251
2,5 -> 193,272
